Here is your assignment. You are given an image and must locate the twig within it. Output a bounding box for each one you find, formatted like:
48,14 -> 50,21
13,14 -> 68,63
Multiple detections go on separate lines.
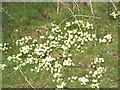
57,0 -> 60,13
2,8 -> 14,20
72,0 -> 80,13
89,0 -> 94,15
19,69 -> 36,90
61,2 -> 77,20
4,11 -> 14,20
59,14 -> 100,26
60,2 -> 81,29
72,0 -> 75,10
74,15 -> 100,19
110,0 -> 117,11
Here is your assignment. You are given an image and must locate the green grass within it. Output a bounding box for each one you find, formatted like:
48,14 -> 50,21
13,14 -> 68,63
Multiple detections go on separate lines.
2,2 -> 118,88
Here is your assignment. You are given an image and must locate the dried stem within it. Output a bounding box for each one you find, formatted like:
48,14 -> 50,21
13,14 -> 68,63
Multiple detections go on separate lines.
110,0 -> 117,11
3,10 -> 14,20
61,2 -> 77,20
59,14 -> 100,26
72,0 -> 80,13
89,0 -> 94,15
19,69 -> 36,90
57,0 -> 60,13
61,2 -> 81,29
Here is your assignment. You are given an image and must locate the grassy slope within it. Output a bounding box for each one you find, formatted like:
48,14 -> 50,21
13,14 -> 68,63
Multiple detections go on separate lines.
2,2 -> 118,88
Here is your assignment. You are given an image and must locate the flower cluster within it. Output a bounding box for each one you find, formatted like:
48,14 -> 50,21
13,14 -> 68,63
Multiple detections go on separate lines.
99,34 -> 112,43
63,58 -> 74,66
66,57 -> 106,88
7,36 -> 38,71
0,43 -> 11,53
110,11 -> 118,19
15,36 -> 34,46
3,19 -> 111,88
56,82 -> 66,88
89,57 -> 106,88
65,20 -> 94,30
0,64 -> 7,70
78,76 -> 89,85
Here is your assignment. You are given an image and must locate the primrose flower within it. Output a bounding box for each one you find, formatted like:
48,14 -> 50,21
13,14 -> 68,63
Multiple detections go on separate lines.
104,34 -> 112,42
92,79 -> 98,83
78,77 -> 89,85
0,44 -> 3,50
15,29 -> 18,32
89,71 -> 93,74
101,38 -> 106,43
0,64 -> 7,70
86,22 -> 93,29
68,54 -> 72,57
63,58 -> 74,66
92,34 -> 96,38
92,67 -> 106,78
13,66 -> 19,71
66,22 -> 71,27
75,20 -> 79,24
79,20 -> 83,24
71,76 -> 78,80
110,12 -> 118,19
99,34 -> 112,43
55,26 -> 59,29
90,83 -> 100,88
20,45 -> 30,54
56,82 -> 66,88
48,35 -> 54,40
40,36 -> 45,39
53,73 -> 62,78
61,45 -> 68,50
